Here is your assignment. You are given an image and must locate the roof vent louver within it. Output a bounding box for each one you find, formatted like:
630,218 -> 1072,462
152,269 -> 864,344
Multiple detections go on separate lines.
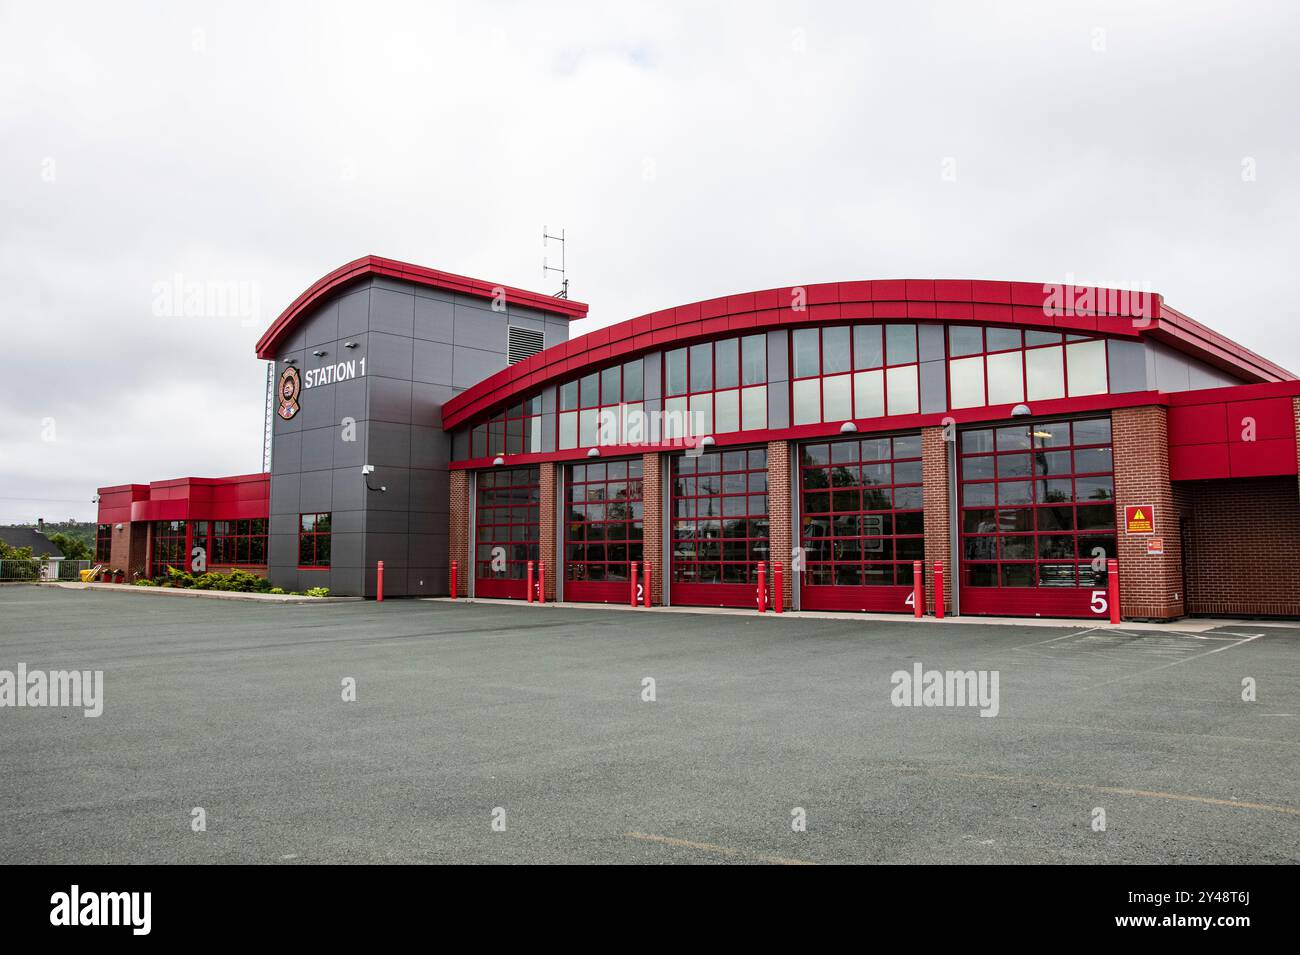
507,325 -> 545,365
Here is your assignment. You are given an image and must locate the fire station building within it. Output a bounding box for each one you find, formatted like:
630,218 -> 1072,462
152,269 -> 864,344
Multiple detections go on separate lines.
97,256 -> 1300,621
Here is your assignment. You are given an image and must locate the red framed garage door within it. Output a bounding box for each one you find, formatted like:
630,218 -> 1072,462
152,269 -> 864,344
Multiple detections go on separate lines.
799,433 -> 924,612
564,458 -> 644,603
670,448 -> 770,607
958,417 -> 1117,618
474,466 -> 541,599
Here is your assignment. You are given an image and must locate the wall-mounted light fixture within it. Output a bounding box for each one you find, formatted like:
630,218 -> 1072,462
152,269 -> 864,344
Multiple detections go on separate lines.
586,447 -> 600,458
343,341 -> 358,349
362,464 -> 386,492
840,421 -> 859,433
1011,404 -> 1031,417
699,436 -> 716,447
282,357 -> 297,366
492,456 -> 505,466
313,349 -> 327,358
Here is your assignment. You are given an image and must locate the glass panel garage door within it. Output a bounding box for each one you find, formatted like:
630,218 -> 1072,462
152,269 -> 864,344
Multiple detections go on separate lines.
958,417 -> 1116,618
564,459 -> 644,603
671,448 -> 769,607
474,466 -> 541,599
799,434 -> 924,612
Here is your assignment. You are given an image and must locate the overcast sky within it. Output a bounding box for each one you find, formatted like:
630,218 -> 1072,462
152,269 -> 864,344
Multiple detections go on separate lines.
2,0 -> 1297,523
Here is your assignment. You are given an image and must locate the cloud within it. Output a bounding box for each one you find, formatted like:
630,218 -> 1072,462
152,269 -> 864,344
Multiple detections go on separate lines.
2,0 -> 1297,521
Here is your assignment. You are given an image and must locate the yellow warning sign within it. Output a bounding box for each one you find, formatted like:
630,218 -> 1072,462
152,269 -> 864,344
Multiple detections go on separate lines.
1125,505 -> 1155,535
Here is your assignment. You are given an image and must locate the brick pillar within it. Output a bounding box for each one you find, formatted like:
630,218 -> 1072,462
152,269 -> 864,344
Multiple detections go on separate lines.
109,521 -> 148,578
448,470 -> 471,597
1112,406 -> 1184,620
642,452 -> 663,604
921,426 -> 953,615
539,462 -> 558,601
767,440 -> 794,607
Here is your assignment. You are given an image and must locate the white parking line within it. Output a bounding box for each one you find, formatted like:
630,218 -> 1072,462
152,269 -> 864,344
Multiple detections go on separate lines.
1086,633 -> 1263,689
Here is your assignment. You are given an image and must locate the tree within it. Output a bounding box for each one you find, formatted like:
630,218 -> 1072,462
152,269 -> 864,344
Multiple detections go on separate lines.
47,532 -> 92,560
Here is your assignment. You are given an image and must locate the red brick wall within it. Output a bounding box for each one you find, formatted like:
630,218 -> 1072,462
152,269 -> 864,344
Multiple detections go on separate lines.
1112,406 -> 1184,620
921,425 -> 953,614
642,452 -> 663,605
767,440 -> 794,606
1181,476 -> 1300,616
449,470 -> 470,597
108,522 -> 148,579
539,462 -> 557,600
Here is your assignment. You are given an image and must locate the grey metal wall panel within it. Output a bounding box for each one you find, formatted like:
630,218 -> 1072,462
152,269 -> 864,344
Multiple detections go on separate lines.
299,468 -> 333,513
452,345 -> 504,389
414,296 -> 454,343
918,323 -> 945,362
366,420 -> 412,469
410,425 -> 450,469
919,359 -> 947,414
369,288 -> 415,337
643,351 -> 661,401
271,431 -> 302,475
1107,339 -> 1148,394
330,468 -> 365,512
413,339 -> 453,385
767,380 -> 790,429
302,302 -> 339,349
300,426 -> 335,472
337,288 -> 369,339
453,304 -> 506,352
368,376 -> 413,425
269,476 -> 299,515
367,331 -> 414,380
766,330 -> 789,382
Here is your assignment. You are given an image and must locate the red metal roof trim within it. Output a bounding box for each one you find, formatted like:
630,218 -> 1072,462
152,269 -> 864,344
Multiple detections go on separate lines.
442,279 -> 1291,431
255,255 -> 589,360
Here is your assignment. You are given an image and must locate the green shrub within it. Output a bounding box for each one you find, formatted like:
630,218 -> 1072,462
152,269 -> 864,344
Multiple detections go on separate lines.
132,579 -> 158,587
269,587 -> 285,595
305,587 -> 330,598
158,566 -> 274,593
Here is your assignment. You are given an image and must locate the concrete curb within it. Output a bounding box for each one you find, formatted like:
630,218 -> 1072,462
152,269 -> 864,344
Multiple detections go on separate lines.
48,582 -> 360,604
419,596 -> 1283,633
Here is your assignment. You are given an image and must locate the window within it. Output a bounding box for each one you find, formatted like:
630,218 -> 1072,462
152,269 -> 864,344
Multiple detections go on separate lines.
471,395 -> 544,458
791,324 -> 919,425
565,459 -> 644,583
959,417 -> 1115,589
299,513 -> 332,568
800,435 -> 924,587
212,519 -> 268,565
95,524 -> 111,562
661,335 -> 767,438
946,326 -> 1109,410
475,468 -> 540,580
671,448 -> 770,584
558,358 -> 645,450
149,520 -> 187,577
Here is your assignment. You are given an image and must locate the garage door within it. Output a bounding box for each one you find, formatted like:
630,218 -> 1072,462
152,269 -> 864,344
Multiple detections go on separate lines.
670,447 -> 769,607
958,417 -> 1117,618
564,458 -> 644,603
474,466 -> 541,599
799,433 -> 924,612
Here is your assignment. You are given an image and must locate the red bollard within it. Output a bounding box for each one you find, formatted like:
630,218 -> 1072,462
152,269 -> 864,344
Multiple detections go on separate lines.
757,561 -> 767,613
526,560 -> 534,603
450,560 -> 457,601
643,561 -> 651,608
934,561 -> 944,619
913,560 -> 923,618
630,560 -> 639,607
773,562 -> 784,614
1107,558 -> 1120,624
538,561 -> 546,604
377,560 -> 384,603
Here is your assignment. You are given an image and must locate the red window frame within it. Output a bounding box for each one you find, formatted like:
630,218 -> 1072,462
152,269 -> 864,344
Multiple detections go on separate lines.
475,466 -> 540,598
946,326 -> 1110,410
789,323 -> 920,424
212,519 -> 268,566
95,523 -> 112,562
660,335 -> 768,438
799,433 -> 925,611
564,458 -> 644,601
298,513 -> 332,568
670,447 -> 770,607
471,396 -> 543,459
957,416 -> 1116,616
149,520 -> 187,577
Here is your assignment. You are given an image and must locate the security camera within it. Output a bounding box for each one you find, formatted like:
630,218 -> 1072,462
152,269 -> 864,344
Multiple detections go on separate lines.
361,465 -> 375,475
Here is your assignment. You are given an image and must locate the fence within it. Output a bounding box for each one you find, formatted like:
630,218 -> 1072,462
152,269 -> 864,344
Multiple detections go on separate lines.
0,559 -> 91,582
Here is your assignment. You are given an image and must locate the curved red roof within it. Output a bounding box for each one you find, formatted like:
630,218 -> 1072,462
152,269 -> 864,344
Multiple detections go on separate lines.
255,255 -> 588,360
441,279 -> 1292,430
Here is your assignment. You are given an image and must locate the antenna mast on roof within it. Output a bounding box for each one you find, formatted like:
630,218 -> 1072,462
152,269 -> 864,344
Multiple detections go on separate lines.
542,226 -> 568,299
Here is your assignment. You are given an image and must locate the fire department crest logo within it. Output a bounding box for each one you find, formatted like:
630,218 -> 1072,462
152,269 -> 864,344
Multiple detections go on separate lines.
277,366 -> 301,420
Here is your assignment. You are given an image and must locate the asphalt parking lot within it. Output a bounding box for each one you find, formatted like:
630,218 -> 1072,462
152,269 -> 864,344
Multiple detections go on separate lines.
1,586 -> 1296,864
